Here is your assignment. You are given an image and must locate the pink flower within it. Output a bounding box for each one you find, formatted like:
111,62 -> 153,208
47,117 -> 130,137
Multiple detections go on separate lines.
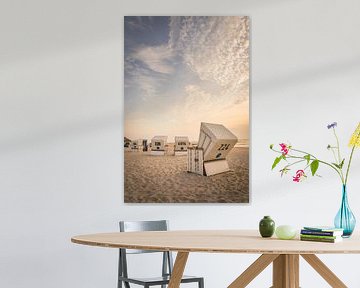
293,170 -> 306,182
279,143 -> 289,155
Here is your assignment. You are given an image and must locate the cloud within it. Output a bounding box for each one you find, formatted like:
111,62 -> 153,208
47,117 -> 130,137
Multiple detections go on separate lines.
125,16 -> 250,140
125,59 -> 165,101
167,17 -> 250,138
167,83 -> 249,140
183,85 -> 218,113
131,45 -> 175,74
125,16 -> 153,32
125,44 -> 176,101
169,16 -> 250,104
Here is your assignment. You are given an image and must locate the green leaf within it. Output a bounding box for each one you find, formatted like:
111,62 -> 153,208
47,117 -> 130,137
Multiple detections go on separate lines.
332,159 -> 345,169
339,159 -> 345,169
304,154 -> 311,164
310,160 -> 319,176
332,163 -> 341,169
271,156 -> 282,170
270,144 -> 274,149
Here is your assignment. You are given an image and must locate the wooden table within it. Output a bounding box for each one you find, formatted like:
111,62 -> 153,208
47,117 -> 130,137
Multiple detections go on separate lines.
71,230 -> 360,288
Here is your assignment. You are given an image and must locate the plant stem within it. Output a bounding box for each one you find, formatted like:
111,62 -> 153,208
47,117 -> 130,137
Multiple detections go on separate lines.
290,155 -> 342,177
345,146 -> 356,185
330,148 -> 338,164
292,147 -> 343,180
333,128 -> 342,164
332,128 -> 345,182
271,148 -> 343,182
284,159 -> 306,169
345,130 -> 360,185
291,148 -> 317,159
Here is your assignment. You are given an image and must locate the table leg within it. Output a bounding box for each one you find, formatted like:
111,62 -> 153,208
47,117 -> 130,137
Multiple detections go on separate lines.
301,254 -> 347,288
228,253 -> 348,288
272,254 -> 299,288
168,252 -> 189,288
228,254 -> 279,288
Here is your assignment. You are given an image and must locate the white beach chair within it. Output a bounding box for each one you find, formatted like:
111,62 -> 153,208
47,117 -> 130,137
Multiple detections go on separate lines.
187,122 -> 238,176
151,136 -> 168,155
174,136 -> 190,156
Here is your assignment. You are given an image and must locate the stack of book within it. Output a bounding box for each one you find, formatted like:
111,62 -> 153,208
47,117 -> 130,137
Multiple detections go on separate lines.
300,226 -> 344,243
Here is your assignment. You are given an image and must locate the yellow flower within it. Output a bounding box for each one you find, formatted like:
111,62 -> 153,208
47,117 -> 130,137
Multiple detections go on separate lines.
349,122 -> 360,148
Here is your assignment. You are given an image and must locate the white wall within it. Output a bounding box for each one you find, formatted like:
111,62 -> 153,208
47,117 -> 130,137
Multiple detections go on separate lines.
1,0 -> 360,287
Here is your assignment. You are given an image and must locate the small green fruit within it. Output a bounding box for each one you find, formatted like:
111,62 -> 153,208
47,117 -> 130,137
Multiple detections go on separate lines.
275,225 -> 297,240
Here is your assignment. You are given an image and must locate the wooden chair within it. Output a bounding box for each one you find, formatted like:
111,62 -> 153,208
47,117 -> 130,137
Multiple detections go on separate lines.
118,220 -> 204,288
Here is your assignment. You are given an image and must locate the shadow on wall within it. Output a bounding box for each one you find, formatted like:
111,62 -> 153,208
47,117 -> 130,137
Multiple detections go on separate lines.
255,57 -> 360,92
3,55 -> 360,153
0,0 -> 122,65
0,113 -> 122,153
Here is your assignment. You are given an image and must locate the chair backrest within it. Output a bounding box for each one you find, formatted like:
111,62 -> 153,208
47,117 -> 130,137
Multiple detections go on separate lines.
119,220 -> 169,254
118,220 -> 174,284
120,220 -> 168,232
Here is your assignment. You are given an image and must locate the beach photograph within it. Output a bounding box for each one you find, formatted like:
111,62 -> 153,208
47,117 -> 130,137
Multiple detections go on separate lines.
124,16 -> 250,203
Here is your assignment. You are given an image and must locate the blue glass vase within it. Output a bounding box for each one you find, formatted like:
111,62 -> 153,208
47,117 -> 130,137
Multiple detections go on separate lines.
334,185 -> 356,237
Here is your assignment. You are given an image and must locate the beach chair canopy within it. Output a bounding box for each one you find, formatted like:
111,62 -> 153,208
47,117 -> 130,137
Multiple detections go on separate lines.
198,122 -> 238,161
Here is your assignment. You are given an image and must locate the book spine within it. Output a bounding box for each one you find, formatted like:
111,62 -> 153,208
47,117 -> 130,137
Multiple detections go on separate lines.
300,237 -> 337,243
300,234 -> 337,240
301,230 -> 336,236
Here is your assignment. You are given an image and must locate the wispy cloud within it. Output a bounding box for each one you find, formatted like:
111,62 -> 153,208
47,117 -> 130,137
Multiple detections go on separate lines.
166,16 -> 250,139
125,58 -> 168,100
162,82 -> 249,141
169,16 -> 249,103
125,16 -> 153,32
125,43 -> 176,101
125,16 -> 250,140
132,45 -> 175,74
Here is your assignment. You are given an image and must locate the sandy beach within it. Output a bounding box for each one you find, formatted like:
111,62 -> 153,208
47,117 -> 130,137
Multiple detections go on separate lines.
124,147 -> 249,203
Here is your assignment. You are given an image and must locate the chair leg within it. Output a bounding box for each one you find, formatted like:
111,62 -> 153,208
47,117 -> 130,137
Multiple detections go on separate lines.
118,250 -> 122,288
118,279 -> 130,288
198,278 -> 204,288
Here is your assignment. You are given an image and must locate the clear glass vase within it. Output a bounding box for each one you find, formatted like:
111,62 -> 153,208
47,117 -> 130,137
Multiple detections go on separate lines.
334,185 -> 356,237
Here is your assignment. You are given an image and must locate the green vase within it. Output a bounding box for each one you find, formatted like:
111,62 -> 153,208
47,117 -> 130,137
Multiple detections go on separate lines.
259,216 -> 275,238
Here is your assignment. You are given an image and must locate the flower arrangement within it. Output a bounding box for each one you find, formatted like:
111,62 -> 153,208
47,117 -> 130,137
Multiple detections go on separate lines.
270,122 -> 360,237
270,122 -> 360,185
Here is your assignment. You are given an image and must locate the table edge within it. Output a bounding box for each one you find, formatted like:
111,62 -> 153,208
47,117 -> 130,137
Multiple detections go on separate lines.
71,236 -> 360,255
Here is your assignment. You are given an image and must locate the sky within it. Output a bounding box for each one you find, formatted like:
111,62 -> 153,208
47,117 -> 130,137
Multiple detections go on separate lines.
124,16 -> 249,142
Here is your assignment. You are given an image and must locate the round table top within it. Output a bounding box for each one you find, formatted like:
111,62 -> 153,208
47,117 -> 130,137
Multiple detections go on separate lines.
71,230 -> 360,254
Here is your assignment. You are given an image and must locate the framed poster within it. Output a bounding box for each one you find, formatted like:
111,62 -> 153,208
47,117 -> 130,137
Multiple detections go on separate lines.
124,16 -> 249,203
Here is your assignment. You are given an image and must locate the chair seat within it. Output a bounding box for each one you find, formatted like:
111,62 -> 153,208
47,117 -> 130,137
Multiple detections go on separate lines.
119,275 -> 203,286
